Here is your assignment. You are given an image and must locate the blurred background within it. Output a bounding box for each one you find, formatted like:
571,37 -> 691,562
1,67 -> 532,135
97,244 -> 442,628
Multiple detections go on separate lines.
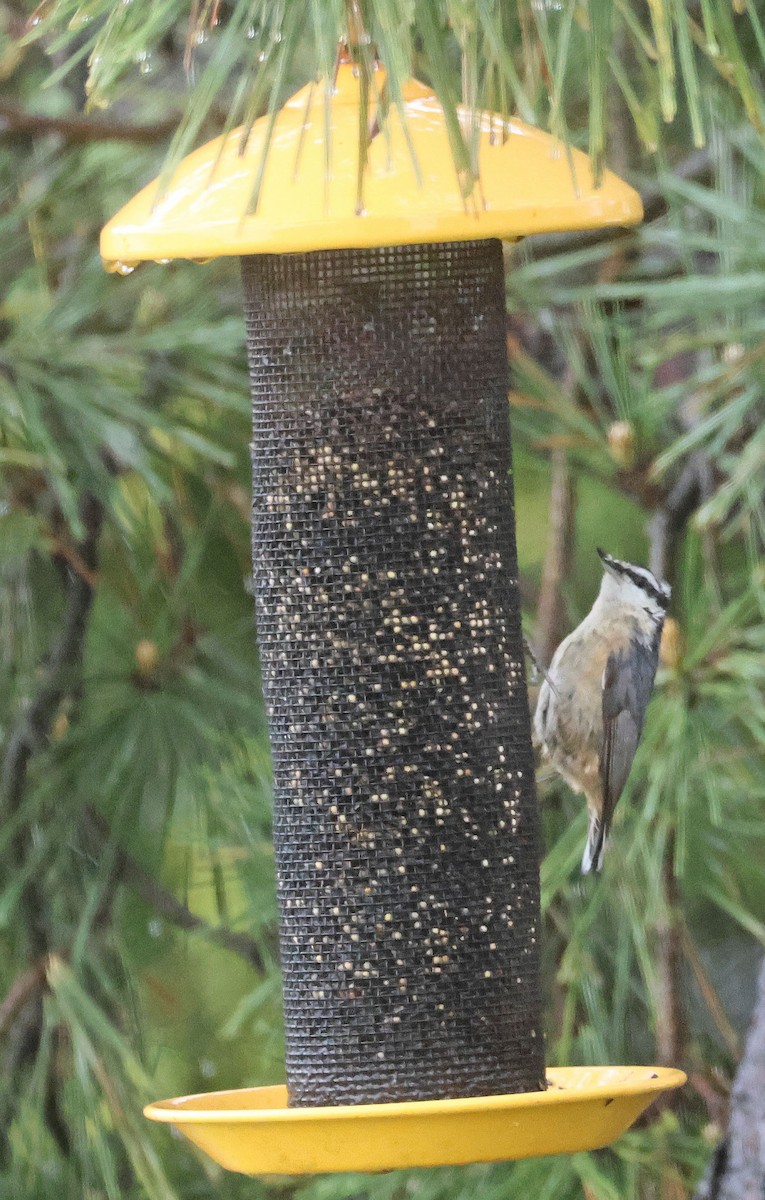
1,3 -> 765,1197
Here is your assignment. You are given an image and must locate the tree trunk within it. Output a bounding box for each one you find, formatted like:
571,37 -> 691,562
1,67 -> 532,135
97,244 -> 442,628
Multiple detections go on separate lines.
696,956 -> 765,1199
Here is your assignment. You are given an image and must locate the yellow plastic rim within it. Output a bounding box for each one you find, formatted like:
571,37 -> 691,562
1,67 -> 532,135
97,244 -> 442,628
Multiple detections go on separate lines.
144,1065 -> 685,1175
101,65 -> 643,269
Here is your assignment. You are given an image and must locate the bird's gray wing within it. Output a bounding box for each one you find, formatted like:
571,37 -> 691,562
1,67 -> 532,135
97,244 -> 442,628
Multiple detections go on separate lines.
596,638 -> 660,865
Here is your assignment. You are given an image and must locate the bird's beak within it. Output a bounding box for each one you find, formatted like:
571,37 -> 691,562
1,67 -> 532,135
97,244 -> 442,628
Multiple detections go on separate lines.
596,547 -> 618,576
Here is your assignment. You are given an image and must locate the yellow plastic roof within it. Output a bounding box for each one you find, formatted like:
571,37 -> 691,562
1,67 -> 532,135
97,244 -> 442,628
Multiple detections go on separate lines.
101,65 -> 642,269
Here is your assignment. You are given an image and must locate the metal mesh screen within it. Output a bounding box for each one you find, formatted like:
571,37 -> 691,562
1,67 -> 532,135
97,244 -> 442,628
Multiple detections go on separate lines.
242,240 -> 545,1107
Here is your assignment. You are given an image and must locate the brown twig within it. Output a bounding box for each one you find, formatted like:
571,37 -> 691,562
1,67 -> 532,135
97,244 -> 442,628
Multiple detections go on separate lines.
2,495 -> 103,808
689,1071 -> 729,1129
81,807 -> 269,972
654,830 -> 686,1072
2,494 -> 104,956
41,535 -> 99,589
535,444 -> 576,667
533,231 -> 636,666
650,757 -> 684,1091
646,450 -> 709,1102
0,494 -> 104,1155
681,920 -> 740,1059
0,99 -> 179,145
647,457 -> 705,582
0,959 -> 46,1042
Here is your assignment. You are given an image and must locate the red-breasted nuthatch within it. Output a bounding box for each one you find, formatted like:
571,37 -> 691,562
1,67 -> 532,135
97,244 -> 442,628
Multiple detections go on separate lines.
533,548 -> 670,873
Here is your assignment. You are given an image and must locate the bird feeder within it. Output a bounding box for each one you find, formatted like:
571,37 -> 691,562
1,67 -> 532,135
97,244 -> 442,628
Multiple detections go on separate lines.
102,62 -> 684,1175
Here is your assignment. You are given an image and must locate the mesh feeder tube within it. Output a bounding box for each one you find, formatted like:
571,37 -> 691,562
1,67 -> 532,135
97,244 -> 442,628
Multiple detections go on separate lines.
103,64 -> 685,1175
243,240 -> 543,1105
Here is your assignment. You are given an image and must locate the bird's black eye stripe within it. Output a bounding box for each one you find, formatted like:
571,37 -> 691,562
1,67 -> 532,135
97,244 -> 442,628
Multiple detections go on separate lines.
622,565 -> 669,608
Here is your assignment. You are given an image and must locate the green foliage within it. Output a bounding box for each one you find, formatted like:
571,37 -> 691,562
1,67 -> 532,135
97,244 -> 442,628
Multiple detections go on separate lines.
2,3 -> 765,1199
22,0 -> 765,184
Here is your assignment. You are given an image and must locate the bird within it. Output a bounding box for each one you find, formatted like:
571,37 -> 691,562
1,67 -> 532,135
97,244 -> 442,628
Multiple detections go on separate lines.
533,548 -> 670,873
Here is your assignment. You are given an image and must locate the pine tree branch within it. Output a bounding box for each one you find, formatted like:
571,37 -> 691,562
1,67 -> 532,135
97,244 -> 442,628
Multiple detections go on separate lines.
647,456 -> 705,582
0,99 -> 179,144
1,494 -> 104,957
646,456 -> 707,1102
534,241 -> 633,666
681,920 -> 740,1059
81,807 -> 269,972
1,495 -> 103,813
654,830 -> 686,1080
0,964 -> 73,1155
0,495 -> 103,1159
0,960 -> 46,1043
688,1071 -> 729,1130
535,444 -> 575,667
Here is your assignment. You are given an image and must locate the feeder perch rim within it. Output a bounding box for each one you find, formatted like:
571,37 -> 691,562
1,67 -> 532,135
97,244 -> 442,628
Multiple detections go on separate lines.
142,1067 -> 686,1175
145,1066 -> 686,1123
101,64 -> 643,269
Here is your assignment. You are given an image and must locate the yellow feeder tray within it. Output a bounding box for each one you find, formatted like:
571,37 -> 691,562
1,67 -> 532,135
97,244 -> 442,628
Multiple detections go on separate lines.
144,1066 -> 685,1175
101,64 -> 642,269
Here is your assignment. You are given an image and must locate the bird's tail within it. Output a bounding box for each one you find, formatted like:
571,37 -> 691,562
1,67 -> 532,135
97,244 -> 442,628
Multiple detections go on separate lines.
581,812 -> 607,874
